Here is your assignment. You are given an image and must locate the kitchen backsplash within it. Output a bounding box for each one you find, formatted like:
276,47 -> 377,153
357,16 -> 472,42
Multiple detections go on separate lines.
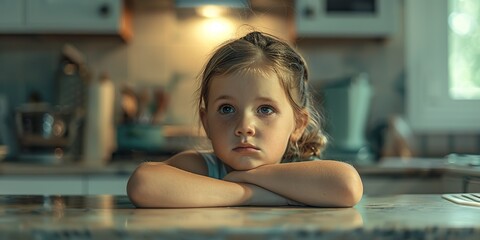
0,0 -> 478,157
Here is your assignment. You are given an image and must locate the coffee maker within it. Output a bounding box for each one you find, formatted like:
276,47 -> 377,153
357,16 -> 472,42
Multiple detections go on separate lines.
15,103 -> 78,164
14,44 -> 89,164
316,73 -> 374,164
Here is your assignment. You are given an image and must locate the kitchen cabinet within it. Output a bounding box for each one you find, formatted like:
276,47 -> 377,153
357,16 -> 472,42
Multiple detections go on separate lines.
359,157 -> 480,195
295,0 -> 398,38
0,174 -> 129,195
0,0 -> 23,28
86,175 -> 129,195
0,0 -> 132,41
0,175 -> 85,195
443,174 -> 480,193
442,175 -> 464,193
362,176 -> 444,196
467,178 -> 480,192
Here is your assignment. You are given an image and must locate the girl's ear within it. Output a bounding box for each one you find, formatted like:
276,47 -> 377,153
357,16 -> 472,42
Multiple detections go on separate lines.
200,107 -> 210,139
291,110 -> 308,141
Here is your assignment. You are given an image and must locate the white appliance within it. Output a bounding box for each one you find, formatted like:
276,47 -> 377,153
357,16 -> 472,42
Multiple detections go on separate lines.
295,0 -> 398,38
321,73 -> 373,163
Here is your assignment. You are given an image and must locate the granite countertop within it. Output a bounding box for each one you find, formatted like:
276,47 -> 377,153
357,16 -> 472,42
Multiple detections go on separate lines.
0,194 -> 479,239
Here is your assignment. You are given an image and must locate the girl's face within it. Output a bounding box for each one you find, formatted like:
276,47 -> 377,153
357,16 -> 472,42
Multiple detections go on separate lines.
201,72 -> 306,171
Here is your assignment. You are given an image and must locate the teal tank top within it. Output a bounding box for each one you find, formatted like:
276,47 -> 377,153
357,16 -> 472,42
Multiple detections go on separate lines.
198,151 -> 229,179
198,151 -> 318,179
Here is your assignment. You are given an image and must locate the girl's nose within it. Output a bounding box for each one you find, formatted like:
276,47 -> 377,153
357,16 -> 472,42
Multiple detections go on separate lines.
235,114 -> 255,137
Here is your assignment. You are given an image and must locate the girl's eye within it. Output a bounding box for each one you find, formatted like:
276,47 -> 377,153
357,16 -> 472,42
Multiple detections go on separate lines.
258,105 -> 275,115
218,104 -> 235,114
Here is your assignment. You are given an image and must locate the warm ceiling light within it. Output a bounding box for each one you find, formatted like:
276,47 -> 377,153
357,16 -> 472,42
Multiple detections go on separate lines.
202,19 -> 232,35
196,5 -> 227,18
176,0 -> 248,8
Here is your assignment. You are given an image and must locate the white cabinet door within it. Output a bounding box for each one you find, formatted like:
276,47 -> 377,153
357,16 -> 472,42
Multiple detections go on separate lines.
442,175 -> 464,193
362,176 -> 444,196
466,177 -> 480,193
25,0 -> 122,33
442,175 -> 480,193
0,176 -> 84,195
0,0 -> 129,39
0,0 -> 24,30
87,175 -> 129,195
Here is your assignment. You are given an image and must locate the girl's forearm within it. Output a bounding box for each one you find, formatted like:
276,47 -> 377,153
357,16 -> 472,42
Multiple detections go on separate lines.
225,161 -> 363,207
127,162 -> 247,207
127,162 -> 289,208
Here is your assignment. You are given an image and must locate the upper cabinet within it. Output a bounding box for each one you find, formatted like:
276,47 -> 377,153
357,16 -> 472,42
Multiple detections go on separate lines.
0,0 -> 132,41
0,0 -> 23,28
295,0 -> 398,38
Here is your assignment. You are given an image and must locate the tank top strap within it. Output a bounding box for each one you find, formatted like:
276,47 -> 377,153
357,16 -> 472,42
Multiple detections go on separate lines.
198,151 -> 228,179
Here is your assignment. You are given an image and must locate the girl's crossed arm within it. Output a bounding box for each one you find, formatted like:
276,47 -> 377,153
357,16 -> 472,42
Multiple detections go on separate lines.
223,160 -> 363,207
126,151 -> 295,208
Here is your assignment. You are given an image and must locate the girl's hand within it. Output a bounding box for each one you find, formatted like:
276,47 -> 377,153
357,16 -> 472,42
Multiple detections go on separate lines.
224,169 -> 289,205
225,161 -> 363,207
223,170 -> 250,183
224,168 -> 304,206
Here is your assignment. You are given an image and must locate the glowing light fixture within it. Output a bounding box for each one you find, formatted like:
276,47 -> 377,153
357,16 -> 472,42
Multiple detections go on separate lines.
196,5 -> 227,18
176,0 -> 248,18
202,19 -> 233,36
176,0 -> 248,8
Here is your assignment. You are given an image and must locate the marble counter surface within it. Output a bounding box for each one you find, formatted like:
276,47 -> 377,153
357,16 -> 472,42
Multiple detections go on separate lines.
1,194 -> 479,239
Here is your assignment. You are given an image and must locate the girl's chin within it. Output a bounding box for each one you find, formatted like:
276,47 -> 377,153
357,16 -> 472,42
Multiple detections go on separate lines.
228,161 -> 264,171
221,155 -> 273,170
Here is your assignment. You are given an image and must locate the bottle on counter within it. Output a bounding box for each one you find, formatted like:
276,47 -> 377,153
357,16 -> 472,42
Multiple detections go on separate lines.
83,72 -> 116,166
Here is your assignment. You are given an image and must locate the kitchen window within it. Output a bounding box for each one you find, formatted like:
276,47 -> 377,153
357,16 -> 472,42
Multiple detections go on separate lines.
448,0 -> 480,99
406,0 -> 480,132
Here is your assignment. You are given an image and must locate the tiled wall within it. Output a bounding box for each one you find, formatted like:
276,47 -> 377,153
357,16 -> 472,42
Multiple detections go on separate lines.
0,41 -> 60,107
0,1 -> 478,157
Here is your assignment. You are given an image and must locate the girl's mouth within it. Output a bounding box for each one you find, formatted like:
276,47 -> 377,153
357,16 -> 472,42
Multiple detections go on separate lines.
233,144 -> 260,153
233,147 -> 260,153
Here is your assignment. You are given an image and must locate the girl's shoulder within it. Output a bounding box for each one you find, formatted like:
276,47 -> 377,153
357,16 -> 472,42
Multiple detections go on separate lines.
163,150 -> 209,176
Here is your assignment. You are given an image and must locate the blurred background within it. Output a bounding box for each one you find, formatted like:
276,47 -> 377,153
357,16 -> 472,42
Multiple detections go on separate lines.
0,0 -> 479,195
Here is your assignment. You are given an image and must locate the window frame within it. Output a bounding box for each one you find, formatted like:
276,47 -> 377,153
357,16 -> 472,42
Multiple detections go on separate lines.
406,0 -> 480,133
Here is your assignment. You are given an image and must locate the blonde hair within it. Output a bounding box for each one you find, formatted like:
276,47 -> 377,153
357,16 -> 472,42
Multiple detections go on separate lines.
196,31 -> 327,161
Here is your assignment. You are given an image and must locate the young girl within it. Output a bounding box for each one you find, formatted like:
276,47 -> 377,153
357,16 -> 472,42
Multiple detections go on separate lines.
127,31 -> 363,208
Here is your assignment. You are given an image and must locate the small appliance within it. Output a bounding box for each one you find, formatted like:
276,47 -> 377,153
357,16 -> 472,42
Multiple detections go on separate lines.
15,103 -> 82,164
316,73 -> 374,164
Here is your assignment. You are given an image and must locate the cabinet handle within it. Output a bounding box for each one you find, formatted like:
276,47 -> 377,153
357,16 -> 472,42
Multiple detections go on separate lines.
303,5 -> 315,19
98,3 -> 111,18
